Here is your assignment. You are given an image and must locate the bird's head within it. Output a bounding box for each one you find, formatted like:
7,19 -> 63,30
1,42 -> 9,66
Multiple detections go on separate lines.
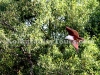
79,37 -> 84,42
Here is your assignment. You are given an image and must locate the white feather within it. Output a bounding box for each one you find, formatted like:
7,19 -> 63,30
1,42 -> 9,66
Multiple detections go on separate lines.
65,35 -> 74,41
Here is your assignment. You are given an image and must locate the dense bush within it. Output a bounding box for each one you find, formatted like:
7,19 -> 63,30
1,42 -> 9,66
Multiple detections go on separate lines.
0,0 -> 100,75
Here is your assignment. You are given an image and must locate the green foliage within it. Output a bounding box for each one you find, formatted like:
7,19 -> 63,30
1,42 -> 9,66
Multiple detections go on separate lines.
85,5 -> 100,37
0,0 -> 100,75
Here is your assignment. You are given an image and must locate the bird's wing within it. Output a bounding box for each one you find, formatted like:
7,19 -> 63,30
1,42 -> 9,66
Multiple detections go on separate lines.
71,40 -> 79,51
66,27 -> 79,38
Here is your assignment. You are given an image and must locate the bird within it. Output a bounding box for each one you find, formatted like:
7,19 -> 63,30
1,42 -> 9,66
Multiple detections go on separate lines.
65,26 -> 84,51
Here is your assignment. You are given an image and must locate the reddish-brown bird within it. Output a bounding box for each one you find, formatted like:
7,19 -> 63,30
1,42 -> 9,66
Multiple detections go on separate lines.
65,26 -> 84,51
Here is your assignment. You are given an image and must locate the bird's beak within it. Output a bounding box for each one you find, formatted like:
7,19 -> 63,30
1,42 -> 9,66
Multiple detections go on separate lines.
79,38 -> 84,42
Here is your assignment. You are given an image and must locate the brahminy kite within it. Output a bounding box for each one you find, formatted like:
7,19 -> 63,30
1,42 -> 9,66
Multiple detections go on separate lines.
65,26 -> 84,51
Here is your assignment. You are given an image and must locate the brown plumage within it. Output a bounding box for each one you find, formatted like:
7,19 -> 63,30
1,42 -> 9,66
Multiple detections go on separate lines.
65,26 -> 84,51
